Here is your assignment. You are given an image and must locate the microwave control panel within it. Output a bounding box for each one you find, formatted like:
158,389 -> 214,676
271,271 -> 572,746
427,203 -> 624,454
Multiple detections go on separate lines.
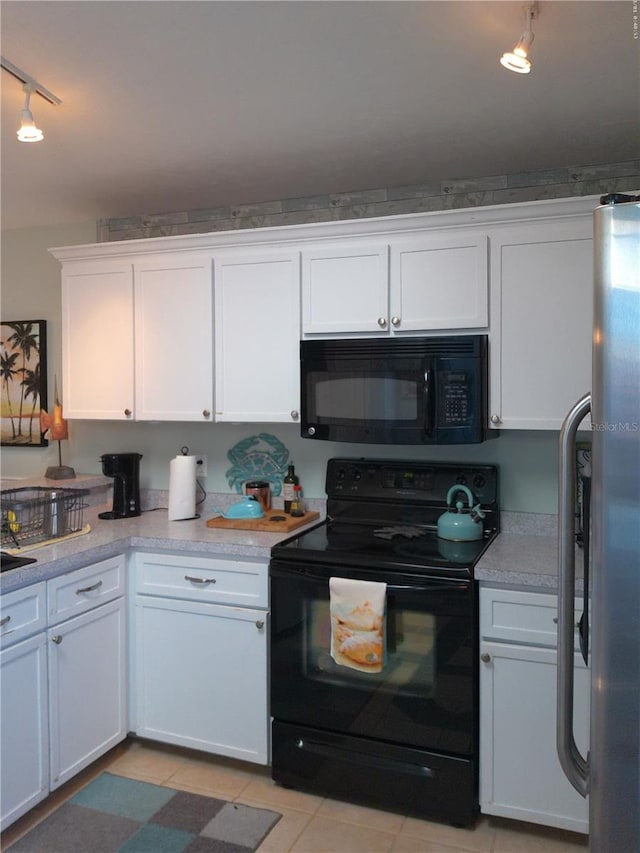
438,372 -> 473,426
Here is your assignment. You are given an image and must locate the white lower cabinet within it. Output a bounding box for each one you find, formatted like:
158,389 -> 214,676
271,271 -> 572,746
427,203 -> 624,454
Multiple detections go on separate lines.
48,597 -> 127,789
479,586 -> 589,834
1,558 -> 127,828
0,632 -> 49,830
132,553 -> 269,764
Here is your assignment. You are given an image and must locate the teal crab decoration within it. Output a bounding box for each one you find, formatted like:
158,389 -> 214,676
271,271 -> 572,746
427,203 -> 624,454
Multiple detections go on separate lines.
225,433 -> 290,495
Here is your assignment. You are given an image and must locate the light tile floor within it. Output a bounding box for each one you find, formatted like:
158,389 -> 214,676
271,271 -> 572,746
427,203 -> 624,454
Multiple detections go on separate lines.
1,738 -> 589,853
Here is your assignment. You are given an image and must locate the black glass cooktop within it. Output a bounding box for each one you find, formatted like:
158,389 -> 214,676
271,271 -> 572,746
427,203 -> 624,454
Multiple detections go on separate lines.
272,520 -> 496,577
271,458 -> 500,578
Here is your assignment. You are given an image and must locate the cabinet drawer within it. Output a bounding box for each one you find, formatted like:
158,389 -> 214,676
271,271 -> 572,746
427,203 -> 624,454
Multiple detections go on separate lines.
0,582 -> 47,648
134,552 -> 268,609
48,555 -> 125,625
480,587 -> 584,649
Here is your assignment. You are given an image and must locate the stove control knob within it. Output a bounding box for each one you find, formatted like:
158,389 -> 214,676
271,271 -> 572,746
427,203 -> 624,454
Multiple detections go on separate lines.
456,474 -> 467,485
473,474 -> 486,489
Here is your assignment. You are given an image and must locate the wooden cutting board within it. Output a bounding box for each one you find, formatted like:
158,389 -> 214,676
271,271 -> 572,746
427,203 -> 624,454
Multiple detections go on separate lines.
206,509 -> 320,533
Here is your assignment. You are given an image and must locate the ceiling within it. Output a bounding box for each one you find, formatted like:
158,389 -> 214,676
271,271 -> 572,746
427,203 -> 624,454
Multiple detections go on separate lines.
1,1 -> 638,232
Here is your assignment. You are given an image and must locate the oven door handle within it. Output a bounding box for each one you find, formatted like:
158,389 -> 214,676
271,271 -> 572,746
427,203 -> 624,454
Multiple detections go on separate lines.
294,735 -> 434,778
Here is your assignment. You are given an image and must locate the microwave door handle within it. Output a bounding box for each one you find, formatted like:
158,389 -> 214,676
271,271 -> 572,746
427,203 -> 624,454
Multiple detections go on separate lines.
423,366 -> 435,437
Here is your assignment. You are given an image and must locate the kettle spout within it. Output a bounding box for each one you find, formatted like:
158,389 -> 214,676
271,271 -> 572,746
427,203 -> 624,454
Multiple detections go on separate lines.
470,504 -> 486,523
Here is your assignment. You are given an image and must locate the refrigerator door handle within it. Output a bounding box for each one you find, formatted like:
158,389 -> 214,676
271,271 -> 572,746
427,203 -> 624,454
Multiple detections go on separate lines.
557,392 -> 591,797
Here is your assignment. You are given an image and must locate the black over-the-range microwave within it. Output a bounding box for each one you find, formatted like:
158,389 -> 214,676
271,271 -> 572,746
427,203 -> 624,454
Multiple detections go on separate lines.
300,334 -> 493,445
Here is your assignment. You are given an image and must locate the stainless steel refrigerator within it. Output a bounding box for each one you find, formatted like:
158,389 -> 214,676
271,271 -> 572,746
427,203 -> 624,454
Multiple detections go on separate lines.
557,193 -> 640,852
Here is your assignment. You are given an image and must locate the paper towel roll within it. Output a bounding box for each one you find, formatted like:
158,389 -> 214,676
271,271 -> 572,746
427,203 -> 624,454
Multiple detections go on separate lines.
168,454 -> 197,520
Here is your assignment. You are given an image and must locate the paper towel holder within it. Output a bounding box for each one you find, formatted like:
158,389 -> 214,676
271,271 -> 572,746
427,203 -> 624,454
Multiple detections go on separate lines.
168,446 -> 200,522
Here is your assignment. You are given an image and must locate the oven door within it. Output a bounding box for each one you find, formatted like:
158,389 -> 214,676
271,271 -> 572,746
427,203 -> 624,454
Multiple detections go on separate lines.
270,559 -> 477,758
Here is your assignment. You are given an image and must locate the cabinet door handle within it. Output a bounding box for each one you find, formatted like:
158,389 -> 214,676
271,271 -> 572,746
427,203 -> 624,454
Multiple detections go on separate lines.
51,635 -> 63,644
391,316 -> 401,327
202,410 -> 211,419
255,620 -> 265,629
377,317 -> 387,328
184,575 -> 216,584
124,408 -> 132,417
490,414 -> 501,424
0,614 -> 11,627
76,580 -> 103,595
290,410 -> 299,421
480,653 -> 491,663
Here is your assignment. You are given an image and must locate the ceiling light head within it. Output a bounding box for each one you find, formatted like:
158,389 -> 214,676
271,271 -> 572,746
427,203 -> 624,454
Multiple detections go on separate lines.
500,3 -> 538,74
17,84 -> 44,142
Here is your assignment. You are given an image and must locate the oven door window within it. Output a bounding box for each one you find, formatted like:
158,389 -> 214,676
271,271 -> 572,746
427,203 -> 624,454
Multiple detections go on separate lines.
271,565 -> 475,757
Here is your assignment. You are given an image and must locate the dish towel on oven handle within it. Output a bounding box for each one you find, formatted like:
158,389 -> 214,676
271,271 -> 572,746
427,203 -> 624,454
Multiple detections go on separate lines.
329,577 -> 387,673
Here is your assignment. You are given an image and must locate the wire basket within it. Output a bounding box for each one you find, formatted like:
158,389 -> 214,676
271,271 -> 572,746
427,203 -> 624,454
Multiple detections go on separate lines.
1,487 -> 89,548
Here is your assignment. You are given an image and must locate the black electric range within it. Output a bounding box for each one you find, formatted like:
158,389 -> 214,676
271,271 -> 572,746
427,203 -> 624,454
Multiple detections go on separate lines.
269,457 -> 499,826
272,458 -> 499,578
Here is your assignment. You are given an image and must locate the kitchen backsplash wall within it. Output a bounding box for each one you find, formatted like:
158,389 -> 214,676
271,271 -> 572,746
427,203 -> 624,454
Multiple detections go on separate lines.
67,421 -> 565,511
3,161 -> 627,512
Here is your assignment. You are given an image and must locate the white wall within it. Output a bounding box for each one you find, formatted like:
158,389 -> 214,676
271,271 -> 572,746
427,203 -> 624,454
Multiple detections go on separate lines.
1,222 -> 563,512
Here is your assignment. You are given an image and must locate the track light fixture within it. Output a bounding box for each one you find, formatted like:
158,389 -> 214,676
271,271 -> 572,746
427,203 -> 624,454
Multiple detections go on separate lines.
18,84 -> 44,142
500,3 -> 538,74
1,55 -> 62,143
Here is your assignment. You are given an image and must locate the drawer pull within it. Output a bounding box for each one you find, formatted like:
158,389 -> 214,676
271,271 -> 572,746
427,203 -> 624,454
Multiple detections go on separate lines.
76,580 -> 103,595
255,620 -> 265,629
480,653 -> 491,663
51,635 -> 63,644
184,575 -> 216,585
0,615 -> 11,627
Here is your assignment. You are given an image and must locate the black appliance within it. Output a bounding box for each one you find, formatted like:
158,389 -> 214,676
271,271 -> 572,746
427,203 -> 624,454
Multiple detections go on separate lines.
270,457 -> 499,827
99,452 -> 142,520
0,552 -> 37,573
300,335 -> 491,445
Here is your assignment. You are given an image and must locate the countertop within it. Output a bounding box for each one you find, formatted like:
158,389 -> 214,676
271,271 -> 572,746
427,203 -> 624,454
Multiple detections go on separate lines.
475,532 -> 584,592
1,500 -> 578,595
0,502 -> 326,594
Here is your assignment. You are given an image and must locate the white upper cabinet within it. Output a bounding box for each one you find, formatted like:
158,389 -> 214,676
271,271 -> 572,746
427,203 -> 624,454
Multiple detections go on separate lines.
389,233 -> 488,332
489,217 -> 593,430
62,260 -> 134,420
214,250 -> 300,422
61,253 -> 213,421
301,243 -> 389,335
53,195 -> 598,427
301,234 -> 488,337
134,253 -> 213,421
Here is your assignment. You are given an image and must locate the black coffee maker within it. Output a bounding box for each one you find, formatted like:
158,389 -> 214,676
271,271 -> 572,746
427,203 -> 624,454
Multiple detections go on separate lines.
99,453 -> 142,520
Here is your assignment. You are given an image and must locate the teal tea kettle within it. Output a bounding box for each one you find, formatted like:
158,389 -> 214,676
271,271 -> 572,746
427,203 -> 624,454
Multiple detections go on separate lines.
437,485 -> 486,542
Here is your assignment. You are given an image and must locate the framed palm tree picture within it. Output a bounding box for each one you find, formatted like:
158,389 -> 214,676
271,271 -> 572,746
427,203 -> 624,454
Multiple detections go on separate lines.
1,320 -> 48,447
